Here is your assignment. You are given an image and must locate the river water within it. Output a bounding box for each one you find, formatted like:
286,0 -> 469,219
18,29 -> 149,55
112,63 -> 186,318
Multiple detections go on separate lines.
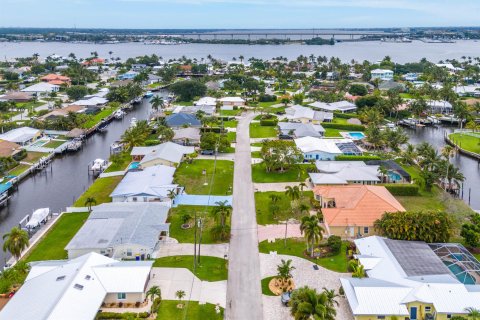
1,40 -> 480,63
0,95 -> 157,265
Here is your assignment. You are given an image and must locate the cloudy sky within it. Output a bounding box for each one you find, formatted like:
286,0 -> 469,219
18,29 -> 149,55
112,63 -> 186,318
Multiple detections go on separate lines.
1,0 -> 479,29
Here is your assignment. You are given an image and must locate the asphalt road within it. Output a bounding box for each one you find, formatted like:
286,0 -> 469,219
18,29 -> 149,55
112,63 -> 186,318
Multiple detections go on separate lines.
226,112 -> 264,320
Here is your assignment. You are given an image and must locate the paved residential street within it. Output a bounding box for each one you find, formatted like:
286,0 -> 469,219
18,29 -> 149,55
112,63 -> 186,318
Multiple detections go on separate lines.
226,112 -> 264,320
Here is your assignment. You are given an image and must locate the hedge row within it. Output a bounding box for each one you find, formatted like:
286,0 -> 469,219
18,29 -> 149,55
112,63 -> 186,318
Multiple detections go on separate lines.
384,184 -> 419,196
335,155 -> 381,161
96,312 -> 149,319
260,119 -> 278,126
321,123 -> 365,131
333,112 -> 358,119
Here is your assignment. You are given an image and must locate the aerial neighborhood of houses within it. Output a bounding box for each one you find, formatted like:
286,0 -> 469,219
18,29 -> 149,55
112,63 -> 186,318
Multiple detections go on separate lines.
0,51 -> 480,320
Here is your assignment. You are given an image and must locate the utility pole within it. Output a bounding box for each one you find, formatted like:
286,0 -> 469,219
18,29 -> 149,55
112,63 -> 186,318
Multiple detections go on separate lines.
193,210 -> 197,273
197,217 -> 203,264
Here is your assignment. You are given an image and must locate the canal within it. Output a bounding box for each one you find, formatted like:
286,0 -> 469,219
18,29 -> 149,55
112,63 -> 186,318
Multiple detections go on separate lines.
405,125 -> 480,211
0,93 -> 160,265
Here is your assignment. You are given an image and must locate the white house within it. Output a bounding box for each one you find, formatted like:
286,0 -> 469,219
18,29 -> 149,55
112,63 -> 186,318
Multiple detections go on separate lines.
371,69 -> 394,81
131,141 -> 195,168
294,137 -> 362,161
219,96 -> 245,110
195,96 -> 217,107
426,100 -> 453,114
0,252 -> 152,320
21,82 -> 60,95
278,122 -> 325,138
309,161 -> 380,185
0,126 -> 42,146
309,101 -> 357,113
110,165 -> 179,203
65,202 -> 170,259
285,105 -> 333,124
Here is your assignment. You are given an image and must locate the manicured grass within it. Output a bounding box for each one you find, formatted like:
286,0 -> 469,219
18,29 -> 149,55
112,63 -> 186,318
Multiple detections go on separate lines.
249,123 -> 277,138
153,256 -> 228,281
176,100 -> 194,106
43,140 -> 67,149
226,132 -> 236,142
24,212 -> 89,262
259,238 -> 349,273
73,176 -> 123,207
223,120 -> 237,128
174,160 -> 234,195
251,143 -> 263,147
252,163 -> 313,183
252,151 -> 262,158
24,151 -> 48,163
81,108 -> 115,129
168,206 -> 228,244
258,101 -> 280,108
104,152 -> 131,173
156,301 -> 223,320
324,128 -> 344,137
449,133 -> 480,154
8,164 -> 31,176
219,109 -> 242,116
332,118 -> 348,124
261,276 -> 277,296
255,191 -> 314,225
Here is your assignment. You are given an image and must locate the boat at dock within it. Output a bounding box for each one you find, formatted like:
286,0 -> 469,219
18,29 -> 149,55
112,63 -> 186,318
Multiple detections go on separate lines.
97,119 -> 109,133
25,208 -> 50,231
130,117 -> 137,127
144,91 -> 153,98
114,109 -> 126,119
89,159 -> 108,176
67,138 -> 83,152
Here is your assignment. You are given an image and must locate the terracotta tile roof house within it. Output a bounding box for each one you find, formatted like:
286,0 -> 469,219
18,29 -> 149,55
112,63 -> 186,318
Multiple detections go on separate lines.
0,91 -> 33,102
0,140 -> 23,158
40,74 -> 71,86
313,185 -> 405,238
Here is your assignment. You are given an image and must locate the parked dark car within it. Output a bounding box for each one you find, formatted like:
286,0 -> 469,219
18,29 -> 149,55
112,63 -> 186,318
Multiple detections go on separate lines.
279,134 -> 293,140
200,150 -> 216,155
281,291 -> 291,306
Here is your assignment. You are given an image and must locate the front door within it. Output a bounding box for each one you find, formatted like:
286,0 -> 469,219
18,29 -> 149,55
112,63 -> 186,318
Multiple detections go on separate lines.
410,307 -> 417,320
349,227 -> 355,237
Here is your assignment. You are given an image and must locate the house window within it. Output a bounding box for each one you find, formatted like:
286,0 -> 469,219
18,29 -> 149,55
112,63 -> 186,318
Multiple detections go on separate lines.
132,197 -> 137,202
117,292 -> 126,300
363,227 -> 369,234
425,306 -> 431,313
377,316 -> 385,320
126,249 -> 132,257
446,315 -> 452,319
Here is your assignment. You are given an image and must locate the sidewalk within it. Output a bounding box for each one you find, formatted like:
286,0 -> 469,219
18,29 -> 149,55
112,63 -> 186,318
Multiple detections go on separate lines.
253,182 -> 307,192
154,243 -> 229,259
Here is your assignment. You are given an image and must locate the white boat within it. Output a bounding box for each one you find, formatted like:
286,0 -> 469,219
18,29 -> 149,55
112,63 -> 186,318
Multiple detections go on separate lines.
130,117 -> 137,127
114,109 -> 126,119
90,159 -> 108,173
67,138 -> 82,152
25,208 -> 50,230
144,91 -> 153,98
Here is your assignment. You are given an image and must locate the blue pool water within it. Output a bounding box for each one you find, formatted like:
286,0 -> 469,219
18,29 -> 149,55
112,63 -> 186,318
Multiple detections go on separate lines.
128,162 -> 140,170
348,132 -> 365,140
388,172 -> 402,182
447,263 -> 476,284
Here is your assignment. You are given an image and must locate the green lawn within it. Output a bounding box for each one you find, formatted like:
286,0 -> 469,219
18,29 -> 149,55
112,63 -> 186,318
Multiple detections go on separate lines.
153,256 -> 228,281
449,133 -> 480,154
82,108 -> 115,129
332,118 -> 348,124
255,191 -> 314,225
24,212 -> 89,262
8,164 -> 31,176
324,128 -> 344,137
223,120 -> 237,128
73,176 -> 123,207
261,276 -> 276,296
252,163 -> 313,183
168,206 -> 228,244
219,109 -> 242,116
227,131 -> 236,142
156,301 -> 223,320
252,151 -> 262,158
251,143 -> 263,147
24,151 -> 48,163
249,123 -> 277,138
176,100 -> 194,106
104,152 -> 131,173
174,160 -> 234,195
259,238 -> 349,273
258,101 -> 280,108
43,140 -> 67,149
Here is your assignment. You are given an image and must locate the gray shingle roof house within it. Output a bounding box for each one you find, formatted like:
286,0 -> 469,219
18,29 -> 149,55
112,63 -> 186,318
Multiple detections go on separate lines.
65,202 -> 170,260
165,113 -> 201,128
131,141 -> 195,167
278,122 -> 325,138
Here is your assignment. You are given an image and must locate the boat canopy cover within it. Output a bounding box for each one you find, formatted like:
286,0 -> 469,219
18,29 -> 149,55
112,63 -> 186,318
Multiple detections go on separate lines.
26,208 -> 50,229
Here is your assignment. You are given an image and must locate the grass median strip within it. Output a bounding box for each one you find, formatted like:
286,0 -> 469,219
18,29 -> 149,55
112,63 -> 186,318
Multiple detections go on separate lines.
153,256 -> 228,281
156,301 -> 223,319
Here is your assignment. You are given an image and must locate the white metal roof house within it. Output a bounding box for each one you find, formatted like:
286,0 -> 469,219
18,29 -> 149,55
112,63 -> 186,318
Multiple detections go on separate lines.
173,104 -> 216,116
110,165 -> 179,203
341,236 -> 480,320
65,202 -> 170,259
195,96 -> 217,107
278,122 -> 325,138
219,96 -> 245,109
0,126 -> 42,146
21,82 -> 60,95
0,252 -> 153,320
72,97 -> 109,107
294,137 -> 362,161
371,69 -> 394,81
285,105 -> 333,124
426,100 -> 453,114
131,141 -> 195,167
309,101 -> 357,113
309,161 -> 380,185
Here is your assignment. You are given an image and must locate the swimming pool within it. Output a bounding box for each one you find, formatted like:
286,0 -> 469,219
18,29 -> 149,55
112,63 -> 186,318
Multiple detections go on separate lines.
388,171 -> 402,182
30,140 -> 47,147
128,162 -> 141,170
446,263 -> 476,285
347,132 -> 366,140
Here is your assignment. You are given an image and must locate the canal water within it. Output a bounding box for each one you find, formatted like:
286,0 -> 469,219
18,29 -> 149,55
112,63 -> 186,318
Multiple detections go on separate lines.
404,126 -> 480,211
0,94 -> 159,265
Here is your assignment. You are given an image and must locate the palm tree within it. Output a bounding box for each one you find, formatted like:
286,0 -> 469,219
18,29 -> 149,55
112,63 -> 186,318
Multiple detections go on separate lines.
322,287 -> 340,307
289,286 -> 337,320
176,290 -> 186,306
276,259 -> 295,281
298,182 -> 307,198
151,95 -> 165,112
285,186 -> 300,203
212,200 -> 232,228
465,307 -> 480,320
84,197 -> 97,212
300,215 -> 324,257
146,285 -> 162,302
2,227 -> 29,261
269,194 -> 281,220
352,263 -> 366,278
121,127 -> 147,149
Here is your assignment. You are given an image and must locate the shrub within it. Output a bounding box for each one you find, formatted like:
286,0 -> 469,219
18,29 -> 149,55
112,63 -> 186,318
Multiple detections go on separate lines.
333,112 -> 357,119
327,235 -> 342,254
384,184 -> 419,196
260,119 -> 278,126
258,94 -> 277,102
349,84 -> 368,96
335,155 -> 381,161
321,123 -> 365,131
144,139 -> 160,146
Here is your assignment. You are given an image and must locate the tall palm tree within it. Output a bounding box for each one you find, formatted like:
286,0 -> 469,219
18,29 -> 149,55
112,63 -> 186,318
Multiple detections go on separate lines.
84,197 -> 97,212
465,307 -> 480,320
269,194 -> 281,220
146,285 -> 162,302
300,215 -> 324,257
212,200 -> 232,228
285,186 -> 300,202
298,182 -> 307,198
2,227 -> 29,261
276,259 -> 295,281
289,286 -> 337,320
150,95 -> 165,112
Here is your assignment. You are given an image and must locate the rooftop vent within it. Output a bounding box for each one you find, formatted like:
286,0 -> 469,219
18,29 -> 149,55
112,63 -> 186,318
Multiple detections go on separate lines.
85,275 -> 91,280
73,284 -> 84,290
56,276 -> 66,281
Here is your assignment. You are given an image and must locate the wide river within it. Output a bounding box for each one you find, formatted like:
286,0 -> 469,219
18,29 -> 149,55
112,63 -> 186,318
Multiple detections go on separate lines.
1,40 -> 480,63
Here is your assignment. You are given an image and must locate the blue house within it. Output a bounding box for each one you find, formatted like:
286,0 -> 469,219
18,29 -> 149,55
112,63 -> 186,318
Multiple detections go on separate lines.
166,113 -> 201,128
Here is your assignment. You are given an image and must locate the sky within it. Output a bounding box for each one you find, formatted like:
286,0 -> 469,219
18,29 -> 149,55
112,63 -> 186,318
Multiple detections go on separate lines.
1,0 -> 479,29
